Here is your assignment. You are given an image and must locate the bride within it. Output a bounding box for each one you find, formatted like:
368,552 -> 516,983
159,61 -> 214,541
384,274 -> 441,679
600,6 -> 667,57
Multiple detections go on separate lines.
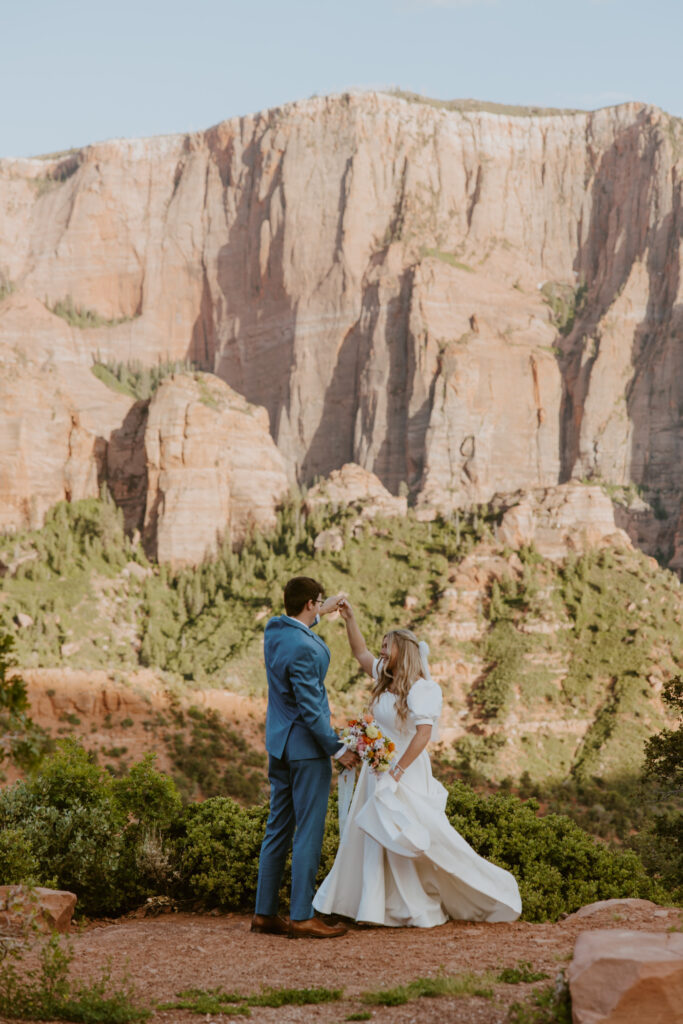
313,600 -> 522,928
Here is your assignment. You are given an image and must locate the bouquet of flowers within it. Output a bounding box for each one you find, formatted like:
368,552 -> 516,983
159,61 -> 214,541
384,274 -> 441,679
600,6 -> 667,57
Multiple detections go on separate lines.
340,712 -> 396,773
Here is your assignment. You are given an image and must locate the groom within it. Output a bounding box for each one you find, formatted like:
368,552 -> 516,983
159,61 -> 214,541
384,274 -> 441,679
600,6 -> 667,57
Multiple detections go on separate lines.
252,576 -> 357,939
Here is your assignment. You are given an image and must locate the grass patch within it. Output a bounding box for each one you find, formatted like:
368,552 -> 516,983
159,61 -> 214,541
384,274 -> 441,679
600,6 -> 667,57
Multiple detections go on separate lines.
421,246 -> 474,272
0,932 -> 150,1022
50,296 -> 134,329
498,962 -> 549,984
159,985 -> 343,1015
159,988 -> 250,1015
508,979 -> 572,1024
361,971 -> 496,1005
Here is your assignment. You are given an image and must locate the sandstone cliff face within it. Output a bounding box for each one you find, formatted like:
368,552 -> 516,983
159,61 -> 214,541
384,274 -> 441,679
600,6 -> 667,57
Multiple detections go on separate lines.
0,283 -> 287,561
1,93 -> 681,564
142,374 -> 288,566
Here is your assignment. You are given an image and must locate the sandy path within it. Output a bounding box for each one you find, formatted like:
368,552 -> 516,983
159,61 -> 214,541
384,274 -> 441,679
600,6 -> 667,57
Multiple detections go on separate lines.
15,902 -> 680,1024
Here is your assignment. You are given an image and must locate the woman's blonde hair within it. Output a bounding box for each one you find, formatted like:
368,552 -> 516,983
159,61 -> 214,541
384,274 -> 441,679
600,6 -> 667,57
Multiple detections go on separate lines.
370,628 -> 423,722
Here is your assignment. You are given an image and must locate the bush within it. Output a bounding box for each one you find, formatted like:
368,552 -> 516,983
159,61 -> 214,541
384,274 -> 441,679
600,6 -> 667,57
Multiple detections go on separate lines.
1,744 -> 671,922
176,798 -> 269,908
445,782 -> 666,921
173,780 -> 666,921
0,742 -> 182,916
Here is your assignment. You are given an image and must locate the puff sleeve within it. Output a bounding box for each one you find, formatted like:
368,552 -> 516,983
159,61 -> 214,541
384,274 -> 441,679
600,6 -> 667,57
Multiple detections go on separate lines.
407,678 -> 442,740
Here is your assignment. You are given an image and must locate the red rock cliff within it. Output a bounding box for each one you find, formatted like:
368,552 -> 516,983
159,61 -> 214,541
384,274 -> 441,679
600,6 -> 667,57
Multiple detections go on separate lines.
1,93 -> 681,564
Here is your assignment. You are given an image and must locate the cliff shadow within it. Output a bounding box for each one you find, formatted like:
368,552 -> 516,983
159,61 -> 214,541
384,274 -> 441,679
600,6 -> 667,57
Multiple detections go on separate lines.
557,112 -> 683,566
558,112 -> 657,484
621,182 -> 683,564
197,121 -> 298,446
102,399 -> 149,535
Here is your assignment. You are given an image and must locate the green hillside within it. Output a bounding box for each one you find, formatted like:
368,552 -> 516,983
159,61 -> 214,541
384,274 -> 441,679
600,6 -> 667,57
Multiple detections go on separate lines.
1,493 -> 680,792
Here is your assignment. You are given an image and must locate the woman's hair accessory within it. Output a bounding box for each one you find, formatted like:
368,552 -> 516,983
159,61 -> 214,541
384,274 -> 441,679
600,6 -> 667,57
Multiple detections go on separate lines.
418,640 -> 432,681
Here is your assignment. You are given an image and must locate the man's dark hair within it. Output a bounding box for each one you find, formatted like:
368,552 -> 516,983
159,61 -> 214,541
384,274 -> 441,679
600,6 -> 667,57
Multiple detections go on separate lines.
284,576 -> 324,616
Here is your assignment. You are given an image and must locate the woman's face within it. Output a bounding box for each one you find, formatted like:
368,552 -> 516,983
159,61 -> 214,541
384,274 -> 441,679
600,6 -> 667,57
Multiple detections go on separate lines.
380,634 -> 394,665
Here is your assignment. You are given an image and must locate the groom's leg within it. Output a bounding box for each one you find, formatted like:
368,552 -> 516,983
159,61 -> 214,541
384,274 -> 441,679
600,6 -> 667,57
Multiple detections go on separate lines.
289,756 -> 333,921
255,754 -> 295,916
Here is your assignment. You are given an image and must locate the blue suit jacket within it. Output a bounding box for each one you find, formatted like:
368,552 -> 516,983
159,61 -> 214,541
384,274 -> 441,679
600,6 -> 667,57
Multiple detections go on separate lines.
263,615 -> 340,760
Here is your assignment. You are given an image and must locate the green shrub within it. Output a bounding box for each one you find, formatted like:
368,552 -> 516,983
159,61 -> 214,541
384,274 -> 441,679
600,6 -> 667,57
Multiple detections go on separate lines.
0,828 -> 43,886
167,707 -> 266,802
0,742 -> 182,916
445,781 -> 665,921
51,296 -> 133,330
0,632 -> 51,771
176,798 -> 269,908
90,358 -> 196,400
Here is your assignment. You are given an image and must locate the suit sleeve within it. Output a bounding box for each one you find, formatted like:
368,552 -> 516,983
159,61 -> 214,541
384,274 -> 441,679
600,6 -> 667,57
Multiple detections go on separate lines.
288,646 -> 341,757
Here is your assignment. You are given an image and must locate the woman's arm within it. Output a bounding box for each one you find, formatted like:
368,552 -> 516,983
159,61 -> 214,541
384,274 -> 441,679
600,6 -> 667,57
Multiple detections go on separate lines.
338,599 -> 375,676
389,724 -> 431,782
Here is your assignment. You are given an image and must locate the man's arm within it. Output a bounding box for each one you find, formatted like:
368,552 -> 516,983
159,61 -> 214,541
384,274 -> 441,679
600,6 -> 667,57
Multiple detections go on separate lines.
288,646 -> 344,757
338,600 -> 375,676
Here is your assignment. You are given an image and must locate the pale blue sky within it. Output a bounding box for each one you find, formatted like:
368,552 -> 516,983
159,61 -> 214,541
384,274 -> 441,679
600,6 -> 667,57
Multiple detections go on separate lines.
2,0 -> 681,158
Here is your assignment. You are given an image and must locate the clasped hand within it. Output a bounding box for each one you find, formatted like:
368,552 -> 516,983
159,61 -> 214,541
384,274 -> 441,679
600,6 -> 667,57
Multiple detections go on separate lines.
338,749 -> 359,769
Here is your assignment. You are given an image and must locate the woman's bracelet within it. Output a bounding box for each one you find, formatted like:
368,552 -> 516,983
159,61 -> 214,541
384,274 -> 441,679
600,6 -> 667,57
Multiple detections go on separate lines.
391,763 -> 404,777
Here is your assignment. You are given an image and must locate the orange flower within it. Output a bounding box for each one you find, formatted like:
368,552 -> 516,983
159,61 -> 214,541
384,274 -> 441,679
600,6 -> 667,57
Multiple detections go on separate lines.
363,712 -> 374,724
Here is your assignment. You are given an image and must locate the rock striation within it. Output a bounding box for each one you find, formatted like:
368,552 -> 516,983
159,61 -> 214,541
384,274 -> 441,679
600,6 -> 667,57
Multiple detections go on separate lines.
1,92 -> 682,566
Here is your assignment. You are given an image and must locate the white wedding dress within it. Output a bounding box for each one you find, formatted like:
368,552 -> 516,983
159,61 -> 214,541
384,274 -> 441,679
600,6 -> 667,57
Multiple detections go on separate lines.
313,667 -> 522,927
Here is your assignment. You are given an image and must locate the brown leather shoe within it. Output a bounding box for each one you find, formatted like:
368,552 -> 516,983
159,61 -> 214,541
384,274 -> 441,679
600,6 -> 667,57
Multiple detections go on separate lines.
250,913 -> 290,935
288,916 -> 348,939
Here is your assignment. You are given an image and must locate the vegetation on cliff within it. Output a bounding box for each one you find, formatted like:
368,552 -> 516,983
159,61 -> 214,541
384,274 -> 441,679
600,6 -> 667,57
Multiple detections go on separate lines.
1,494 -> 680,791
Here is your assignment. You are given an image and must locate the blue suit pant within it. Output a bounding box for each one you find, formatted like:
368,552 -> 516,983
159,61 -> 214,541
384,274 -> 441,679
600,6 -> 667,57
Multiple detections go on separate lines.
255,753 -> 332,921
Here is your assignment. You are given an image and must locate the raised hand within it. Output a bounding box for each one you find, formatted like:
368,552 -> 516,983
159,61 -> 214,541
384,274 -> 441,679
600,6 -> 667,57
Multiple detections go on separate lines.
319,593 -> 346,616
337,598 -> 354,621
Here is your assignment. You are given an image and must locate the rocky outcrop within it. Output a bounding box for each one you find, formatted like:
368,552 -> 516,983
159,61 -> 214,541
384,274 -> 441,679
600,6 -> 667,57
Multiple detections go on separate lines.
494,483 -> 632,560
1,93 -> 682,566
142,373 -> 288,565
0,287 -> 287,563
305,463 -> 407,517
568,929 -> 683,1023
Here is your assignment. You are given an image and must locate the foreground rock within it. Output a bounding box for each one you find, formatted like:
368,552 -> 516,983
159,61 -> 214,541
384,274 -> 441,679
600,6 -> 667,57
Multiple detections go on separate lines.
568,929 -> 683,1023
0,885 -> 76,935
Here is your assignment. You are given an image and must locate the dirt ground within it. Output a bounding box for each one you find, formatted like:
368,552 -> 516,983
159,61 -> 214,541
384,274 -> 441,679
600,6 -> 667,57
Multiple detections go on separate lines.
8,901 -> 681,1024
